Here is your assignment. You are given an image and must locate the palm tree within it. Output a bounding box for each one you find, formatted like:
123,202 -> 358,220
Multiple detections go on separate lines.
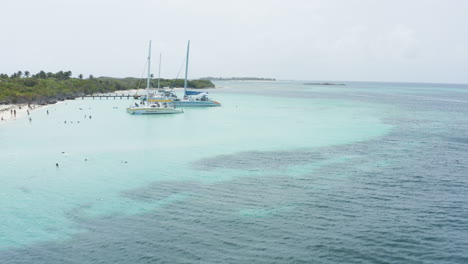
24,71 -> 30,78
64,71 -> 72,79
36,70 -> 47,79
78,74 -> 83,79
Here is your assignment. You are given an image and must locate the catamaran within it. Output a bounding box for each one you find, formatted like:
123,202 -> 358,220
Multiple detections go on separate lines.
171,40 -> 221,107
127,41 -> 184,115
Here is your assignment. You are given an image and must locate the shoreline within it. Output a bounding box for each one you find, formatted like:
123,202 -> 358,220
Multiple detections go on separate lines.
0,87 -> 189,125
0,101 -> 69,126
0,103 -> 46,125
0,89 -> 141,125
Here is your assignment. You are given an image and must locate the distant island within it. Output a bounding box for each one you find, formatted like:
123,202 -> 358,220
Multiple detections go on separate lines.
201,77 -> 276,81
303,82 -> 346,86
0,70 -> 215,105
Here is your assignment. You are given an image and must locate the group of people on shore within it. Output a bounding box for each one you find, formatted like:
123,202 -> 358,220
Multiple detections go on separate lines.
0,103 -> 38,122
1,108 -> 17,121
0,104 -> 95,123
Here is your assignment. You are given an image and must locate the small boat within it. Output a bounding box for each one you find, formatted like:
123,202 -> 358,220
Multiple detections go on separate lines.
127,99 -> 183,115
127,41 -> 184,115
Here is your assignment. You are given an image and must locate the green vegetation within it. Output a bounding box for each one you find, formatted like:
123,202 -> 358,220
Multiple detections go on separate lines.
0,71 -> 215,104
98,77 -> 215,90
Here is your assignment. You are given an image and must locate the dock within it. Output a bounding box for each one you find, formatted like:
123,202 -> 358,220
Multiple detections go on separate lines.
81,94 -> 141,100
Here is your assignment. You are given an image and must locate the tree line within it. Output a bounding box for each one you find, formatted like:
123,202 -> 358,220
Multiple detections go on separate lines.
0,71 -> 215,104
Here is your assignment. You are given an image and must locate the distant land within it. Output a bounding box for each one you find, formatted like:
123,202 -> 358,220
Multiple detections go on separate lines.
201,77 -> 276,81
304,82 -> 346,86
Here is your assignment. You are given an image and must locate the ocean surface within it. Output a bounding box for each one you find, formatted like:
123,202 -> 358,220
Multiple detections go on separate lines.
1,80 -> 467,263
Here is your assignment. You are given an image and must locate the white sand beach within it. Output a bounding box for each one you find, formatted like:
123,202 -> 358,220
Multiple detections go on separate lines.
0,104 -> 32,124
0,103 -> 54,125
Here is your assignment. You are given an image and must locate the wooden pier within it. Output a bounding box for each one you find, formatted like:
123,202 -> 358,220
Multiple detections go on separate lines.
81,94 -> 141,100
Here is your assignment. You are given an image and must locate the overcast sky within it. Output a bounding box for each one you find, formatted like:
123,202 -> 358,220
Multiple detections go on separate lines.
1,0 -> 468,83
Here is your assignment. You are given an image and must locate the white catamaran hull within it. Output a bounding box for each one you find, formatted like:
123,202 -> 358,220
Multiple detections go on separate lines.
178,40 -> 222,107
173,100 -> 221,107
127,41 -> 184,116
126,107 -> 183,114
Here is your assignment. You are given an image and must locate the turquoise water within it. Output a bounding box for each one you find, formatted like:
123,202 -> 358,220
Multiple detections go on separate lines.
1,81 -> 467,263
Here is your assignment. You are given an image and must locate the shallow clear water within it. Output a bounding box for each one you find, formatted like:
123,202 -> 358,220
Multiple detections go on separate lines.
1,81 -> 467,263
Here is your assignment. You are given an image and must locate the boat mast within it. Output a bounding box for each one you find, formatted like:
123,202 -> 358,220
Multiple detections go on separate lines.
146,40 -> 152,98
184,40 -> 190,96
158,53 -> 162,90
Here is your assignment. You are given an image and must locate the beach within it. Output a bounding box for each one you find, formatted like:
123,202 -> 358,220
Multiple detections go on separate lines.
0,89 -> 143,125
0,104 -> 43,124
0,87 -> 191,125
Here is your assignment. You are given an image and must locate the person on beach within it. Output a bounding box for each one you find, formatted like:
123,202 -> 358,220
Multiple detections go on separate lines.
47,110 -> 49,115
13,110 -> 16,117
27,110 -> 30,115
29,117 -> 32,122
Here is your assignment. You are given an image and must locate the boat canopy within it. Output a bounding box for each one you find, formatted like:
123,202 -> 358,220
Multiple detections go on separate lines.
185,91 -> 206,96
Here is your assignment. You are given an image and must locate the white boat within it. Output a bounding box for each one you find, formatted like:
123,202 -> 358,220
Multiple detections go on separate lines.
172,40 -> 221,107
127,41 -> 184,115
127,99 -> 183,115
147,53 -> 179,100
